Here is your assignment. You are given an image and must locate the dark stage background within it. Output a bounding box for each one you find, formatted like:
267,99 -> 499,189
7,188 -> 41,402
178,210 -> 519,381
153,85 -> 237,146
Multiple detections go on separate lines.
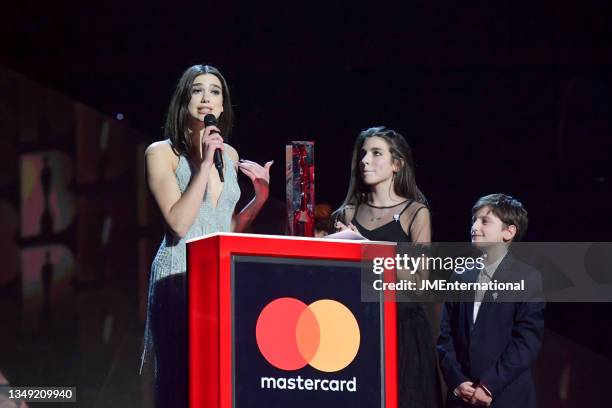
1,1 -> 611,406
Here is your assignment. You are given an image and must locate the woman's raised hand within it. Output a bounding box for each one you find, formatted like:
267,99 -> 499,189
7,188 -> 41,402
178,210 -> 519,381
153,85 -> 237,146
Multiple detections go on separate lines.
237,159 -> 273,200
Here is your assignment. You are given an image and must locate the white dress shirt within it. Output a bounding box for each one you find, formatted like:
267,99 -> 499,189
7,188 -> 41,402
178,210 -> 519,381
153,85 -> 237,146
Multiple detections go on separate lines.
473,252 -> 506,323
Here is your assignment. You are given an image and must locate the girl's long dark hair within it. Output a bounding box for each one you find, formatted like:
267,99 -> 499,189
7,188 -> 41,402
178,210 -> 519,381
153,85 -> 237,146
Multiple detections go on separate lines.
332,126 -> 426,224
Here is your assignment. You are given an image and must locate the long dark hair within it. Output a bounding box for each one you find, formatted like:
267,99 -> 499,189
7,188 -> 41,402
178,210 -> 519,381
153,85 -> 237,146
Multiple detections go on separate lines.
164,64 -> 234,156
332,126 -> 426,224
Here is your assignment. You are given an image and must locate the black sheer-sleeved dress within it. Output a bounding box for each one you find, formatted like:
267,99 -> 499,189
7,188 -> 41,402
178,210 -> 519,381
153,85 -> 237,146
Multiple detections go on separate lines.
351,200 -> 443,408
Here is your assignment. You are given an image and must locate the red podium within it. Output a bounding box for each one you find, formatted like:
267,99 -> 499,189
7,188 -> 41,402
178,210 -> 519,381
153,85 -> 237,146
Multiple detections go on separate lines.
187,233 -> 398,407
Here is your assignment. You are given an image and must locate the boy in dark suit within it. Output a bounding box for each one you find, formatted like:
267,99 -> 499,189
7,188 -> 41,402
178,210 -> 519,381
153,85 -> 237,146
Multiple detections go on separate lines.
437,194 -> 544,407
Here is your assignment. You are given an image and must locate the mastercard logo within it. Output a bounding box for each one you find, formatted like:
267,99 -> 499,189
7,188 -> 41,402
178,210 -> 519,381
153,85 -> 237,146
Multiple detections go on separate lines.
255,297 -> 360,372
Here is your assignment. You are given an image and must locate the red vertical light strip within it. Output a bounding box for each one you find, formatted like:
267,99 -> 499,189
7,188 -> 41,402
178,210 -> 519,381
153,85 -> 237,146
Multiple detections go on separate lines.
384,271 -> 398,408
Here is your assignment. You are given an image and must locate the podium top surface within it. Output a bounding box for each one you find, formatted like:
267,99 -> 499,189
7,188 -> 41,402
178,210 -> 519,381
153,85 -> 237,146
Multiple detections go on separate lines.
186,231 -> 396,246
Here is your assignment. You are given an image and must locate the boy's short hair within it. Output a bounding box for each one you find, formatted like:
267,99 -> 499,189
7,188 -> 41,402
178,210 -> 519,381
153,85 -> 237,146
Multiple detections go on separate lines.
472,194 -> 529,241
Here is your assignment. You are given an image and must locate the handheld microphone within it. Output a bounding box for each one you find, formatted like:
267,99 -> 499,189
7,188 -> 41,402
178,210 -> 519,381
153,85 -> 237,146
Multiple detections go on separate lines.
203,114 -> 224,182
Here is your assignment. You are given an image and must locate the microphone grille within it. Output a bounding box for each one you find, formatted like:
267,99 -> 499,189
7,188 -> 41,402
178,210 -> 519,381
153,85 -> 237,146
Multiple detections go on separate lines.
203,114 -> 217,126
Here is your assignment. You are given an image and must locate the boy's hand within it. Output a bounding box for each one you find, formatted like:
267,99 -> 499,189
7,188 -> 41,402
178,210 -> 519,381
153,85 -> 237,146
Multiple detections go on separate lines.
469,386 -> 492,406
455,381 -> 476,403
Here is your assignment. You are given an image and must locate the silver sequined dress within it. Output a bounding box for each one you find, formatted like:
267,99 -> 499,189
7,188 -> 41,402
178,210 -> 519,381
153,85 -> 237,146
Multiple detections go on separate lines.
141,152 -> 240,369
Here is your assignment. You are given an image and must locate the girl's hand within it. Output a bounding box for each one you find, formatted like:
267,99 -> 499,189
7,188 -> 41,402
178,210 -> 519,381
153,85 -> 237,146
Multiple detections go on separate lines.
238,159 -> 273,200
335,220 -> 362,235
199,126 -> 223,166
327,220 -> 366,240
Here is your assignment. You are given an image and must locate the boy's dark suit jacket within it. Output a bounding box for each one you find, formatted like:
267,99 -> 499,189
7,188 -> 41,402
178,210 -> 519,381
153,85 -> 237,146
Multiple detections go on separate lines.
437,252 -> 545,408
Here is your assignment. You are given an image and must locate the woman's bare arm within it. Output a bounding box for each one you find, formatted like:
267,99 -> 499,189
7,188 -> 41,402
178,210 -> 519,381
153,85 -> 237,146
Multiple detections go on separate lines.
145,141 -> 213,238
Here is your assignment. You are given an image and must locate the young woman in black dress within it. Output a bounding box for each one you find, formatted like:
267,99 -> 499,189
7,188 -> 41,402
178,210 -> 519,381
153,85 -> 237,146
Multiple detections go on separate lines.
332,126 -> 443,408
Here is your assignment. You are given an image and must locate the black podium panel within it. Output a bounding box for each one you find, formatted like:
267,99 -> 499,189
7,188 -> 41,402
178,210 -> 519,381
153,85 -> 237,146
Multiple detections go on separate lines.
232,256 -> 384,407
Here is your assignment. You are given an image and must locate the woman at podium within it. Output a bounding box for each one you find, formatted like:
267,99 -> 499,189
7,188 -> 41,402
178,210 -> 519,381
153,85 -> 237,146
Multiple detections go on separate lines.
141,64 -> 272,406
332,126 -> 443,408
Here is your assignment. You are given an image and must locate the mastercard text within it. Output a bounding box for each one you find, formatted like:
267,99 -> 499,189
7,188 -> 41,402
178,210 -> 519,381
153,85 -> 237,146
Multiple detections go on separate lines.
260,375 -> 357,392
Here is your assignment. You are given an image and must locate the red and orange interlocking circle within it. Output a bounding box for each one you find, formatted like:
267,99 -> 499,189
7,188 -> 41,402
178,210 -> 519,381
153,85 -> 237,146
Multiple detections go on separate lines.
255,297 -> 360,372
